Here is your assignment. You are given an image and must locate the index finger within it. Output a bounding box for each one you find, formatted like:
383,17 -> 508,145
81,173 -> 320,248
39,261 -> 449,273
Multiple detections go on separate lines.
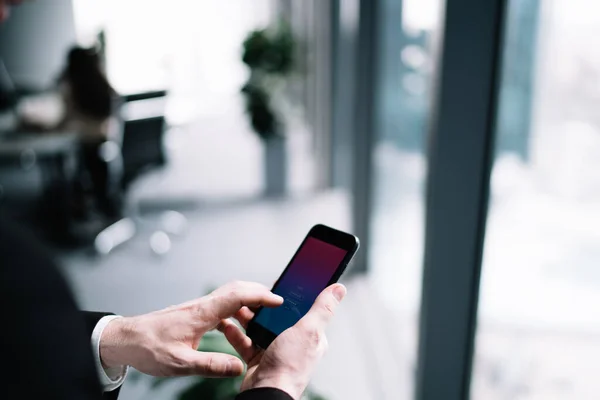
207,281 -> 283,320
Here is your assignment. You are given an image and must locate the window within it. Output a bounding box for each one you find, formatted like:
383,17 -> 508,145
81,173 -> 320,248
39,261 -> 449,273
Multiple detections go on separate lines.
369,0 -> 443,396
472,0 -> 600,398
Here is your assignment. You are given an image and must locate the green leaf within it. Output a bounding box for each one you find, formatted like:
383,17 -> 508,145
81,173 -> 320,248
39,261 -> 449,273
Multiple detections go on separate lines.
177,377 -> 242,400
151,376 -> 183,389
178,380 -> 219,400
214,376 -> 244,399
304,388 -> 328,400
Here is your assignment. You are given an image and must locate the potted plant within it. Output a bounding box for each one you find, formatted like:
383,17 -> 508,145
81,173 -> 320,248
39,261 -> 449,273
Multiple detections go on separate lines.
241,22 -> 295,197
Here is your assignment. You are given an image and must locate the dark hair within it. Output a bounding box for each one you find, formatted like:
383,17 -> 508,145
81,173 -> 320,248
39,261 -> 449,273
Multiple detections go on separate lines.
62,47 -> 115,119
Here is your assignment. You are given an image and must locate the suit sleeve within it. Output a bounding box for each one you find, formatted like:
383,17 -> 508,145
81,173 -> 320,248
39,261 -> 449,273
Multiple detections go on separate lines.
0,219 -> 105,400
82,312 -> 125,400
235,388 -> 294,400
83,311 -> 115,335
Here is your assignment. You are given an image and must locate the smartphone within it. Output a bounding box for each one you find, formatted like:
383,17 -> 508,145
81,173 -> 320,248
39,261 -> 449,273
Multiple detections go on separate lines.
246,224 -> 359,349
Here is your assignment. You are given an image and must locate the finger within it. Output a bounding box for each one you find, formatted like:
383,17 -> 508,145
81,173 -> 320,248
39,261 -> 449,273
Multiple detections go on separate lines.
300,283 -> 346,328
247,305 -> 261,313
218,319 -> 258,363
242,280 -> 277,314
208,281 -> 283,320
179,348 -> 245,378
233,306 -> 255,329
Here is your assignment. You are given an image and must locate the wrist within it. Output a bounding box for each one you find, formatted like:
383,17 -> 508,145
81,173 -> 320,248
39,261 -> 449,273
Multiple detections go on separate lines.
99,316 -> 135,369
248,374 -> 305,400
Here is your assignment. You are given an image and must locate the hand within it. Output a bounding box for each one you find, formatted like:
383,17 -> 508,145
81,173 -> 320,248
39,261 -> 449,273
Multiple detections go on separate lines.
99,281 -> 283,378
219,283 -> 347,399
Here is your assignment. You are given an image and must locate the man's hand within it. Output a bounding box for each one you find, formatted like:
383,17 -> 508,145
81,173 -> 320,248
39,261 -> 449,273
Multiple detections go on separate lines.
219,283 -> 347,399
99,281 -> 283,378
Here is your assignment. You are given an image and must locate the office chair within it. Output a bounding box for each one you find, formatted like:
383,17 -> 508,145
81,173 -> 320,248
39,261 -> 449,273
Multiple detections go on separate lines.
0,60 -> 16,112
93,90 -> 187,255
120,102 -> 167,188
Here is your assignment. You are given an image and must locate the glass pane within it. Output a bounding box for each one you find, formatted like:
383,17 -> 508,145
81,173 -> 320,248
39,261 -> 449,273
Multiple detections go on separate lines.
472,0 -> 600,398
369,0 -> 443,397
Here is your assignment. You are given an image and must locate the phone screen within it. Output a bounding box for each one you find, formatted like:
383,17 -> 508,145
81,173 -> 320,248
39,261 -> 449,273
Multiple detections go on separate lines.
254,237 -> 348,335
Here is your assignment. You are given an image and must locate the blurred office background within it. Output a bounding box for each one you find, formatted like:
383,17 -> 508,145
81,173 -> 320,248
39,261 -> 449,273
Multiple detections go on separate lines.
1,0 -> 599,399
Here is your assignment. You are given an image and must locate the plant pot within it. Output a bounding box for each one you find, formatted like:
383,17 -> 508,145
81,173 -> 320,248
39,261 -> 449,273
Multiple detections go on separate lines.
264,135 -> 287,197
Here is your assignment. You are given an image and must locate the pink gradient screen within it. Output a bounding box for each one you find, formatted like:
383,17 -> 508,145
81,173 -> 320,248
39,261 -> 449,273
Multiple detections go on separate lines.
255,237 -> 347,335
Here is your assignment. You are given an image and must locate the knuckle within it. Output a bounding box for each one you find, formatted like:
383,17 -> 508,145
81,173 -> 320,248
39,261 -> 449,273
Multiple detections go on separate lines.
227,282 -> 245,298
229,289 -> 243,305
206,354 -> 216,373
163,350 -> 189,375
190,301 -> 219,330
322,300 -> 336,318
229,280 -> 245,290
202,355 -> 230,377
194,300 -> 211,319
301,323 -> 324,347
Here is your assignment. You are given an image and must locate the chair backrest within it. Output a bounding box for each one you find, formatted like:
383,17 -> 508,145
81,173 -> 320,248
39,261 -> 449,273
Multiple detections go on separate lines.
0,60 -> 16,112
119,90 -> 167,189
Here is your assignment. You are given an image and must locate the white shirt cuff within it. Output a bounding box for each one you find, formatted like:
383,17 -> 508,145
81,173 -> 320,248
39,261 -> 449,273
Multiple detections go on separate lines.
91,315 -> 129,392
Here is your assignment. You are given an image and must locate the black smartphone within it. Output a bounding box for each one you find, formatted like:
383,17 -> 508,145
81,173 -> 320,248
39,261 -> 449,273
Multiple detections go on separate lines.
246,224 -> 359,349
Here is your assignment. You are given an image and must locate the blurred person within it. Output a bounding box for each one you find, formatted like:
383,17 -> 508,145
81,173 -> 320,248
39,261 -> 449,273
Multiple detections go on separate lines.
16,46 -> 114,141
54,46 -> 114,141
17,45 -> 119,220
57,46 -> 120,220
1,216 -> 346,400
13,45 -> 119,221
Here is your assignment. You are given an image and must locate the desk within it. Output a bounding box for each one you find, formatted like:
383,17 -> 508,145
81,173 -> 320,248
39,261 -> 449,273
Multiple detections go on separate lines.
0,132 -> 78,159
0,132 -> 79,238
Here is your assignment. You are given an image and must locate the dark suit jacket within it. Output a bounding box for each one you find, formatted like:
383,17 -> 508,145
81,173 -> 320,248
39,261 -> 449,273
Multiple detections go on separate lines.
0,218 -> 292,400
82,311 -> 122,400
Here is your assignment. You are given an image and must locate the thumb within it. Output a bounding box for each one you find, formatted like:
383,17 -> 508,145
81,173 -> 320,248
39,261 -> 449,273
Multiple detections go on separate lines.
301,283 -> 346,328
181,349 -> 245,377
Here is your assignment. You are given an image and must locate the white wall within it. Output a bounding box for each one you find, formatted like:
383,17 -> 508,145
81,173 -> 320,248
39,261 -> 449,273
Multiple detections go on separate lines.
0,0 -> 76,88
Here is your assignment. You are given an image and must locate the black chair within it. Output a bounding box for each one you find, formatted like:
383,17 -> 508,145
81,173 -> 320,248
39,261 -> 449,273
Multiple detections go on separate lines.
93,90 -> 187,255
120,90 -> 168,188
0,60 -> 16,112
92,90 -> 168,213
